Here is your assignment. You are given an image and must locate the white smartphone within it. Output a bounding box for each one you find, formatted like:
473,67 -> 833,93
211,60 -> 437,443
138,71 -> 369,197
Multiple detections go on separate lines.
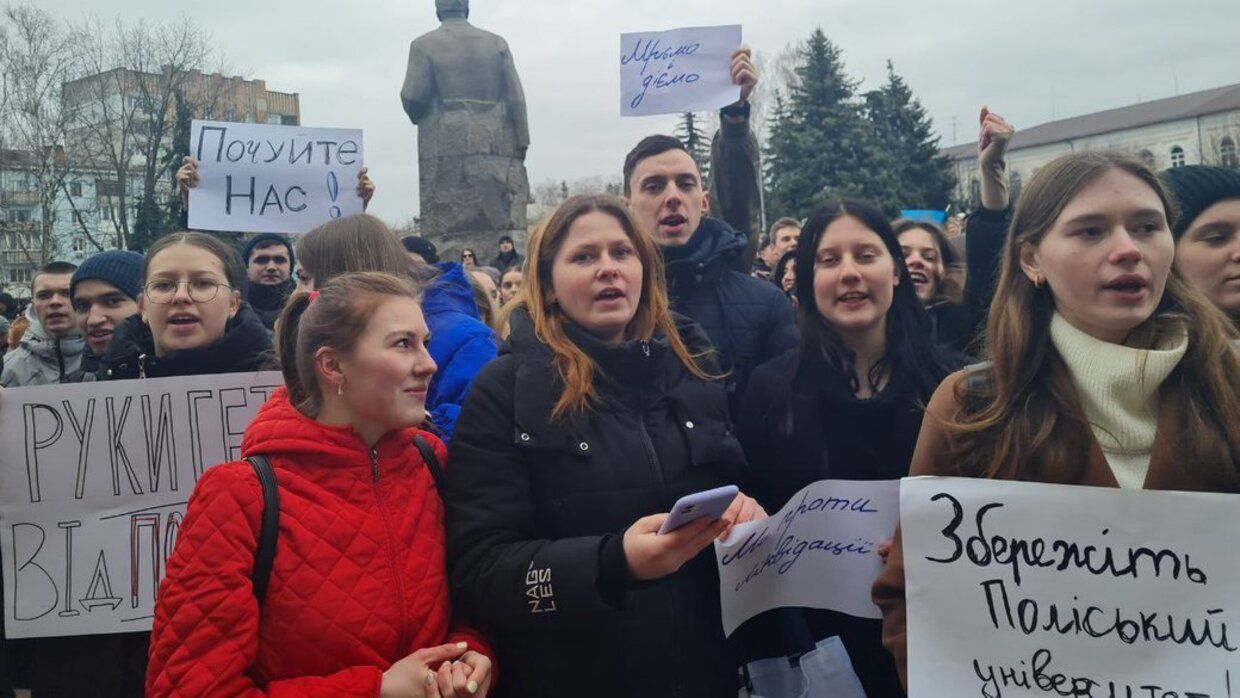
657,485 -> 740,535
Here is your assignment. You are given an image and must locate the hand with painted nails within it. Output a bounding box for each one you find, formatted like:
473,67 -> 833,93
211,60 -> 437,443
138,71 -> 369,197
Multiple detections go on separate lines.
430,649 -> 492,697
380,642 -> 470,697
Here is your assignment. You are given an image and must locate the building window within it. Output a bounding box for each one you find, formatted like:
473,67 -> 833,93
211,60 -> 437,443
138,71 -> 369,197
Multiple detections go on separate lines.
1222,137 -> 1238,168
281,115 -> 298,126
266,114 -> 283,125
1170,145 -> 1186,168
969,179 -> 981,208
70,181 -> 83,197
1009,171 -> 1022,203
1138,149 -> 1156,167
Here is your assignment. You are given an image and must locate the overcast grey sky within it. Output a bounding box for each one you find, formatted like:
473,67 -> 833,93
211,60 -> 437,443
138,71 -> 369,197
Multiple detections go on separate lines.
40,0 -> 1240,225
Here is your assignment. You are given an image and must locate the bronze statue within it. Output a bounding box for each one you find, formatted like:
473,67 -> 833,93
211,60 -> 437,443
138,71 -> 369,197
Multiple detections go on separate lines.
401,0 -> 531,244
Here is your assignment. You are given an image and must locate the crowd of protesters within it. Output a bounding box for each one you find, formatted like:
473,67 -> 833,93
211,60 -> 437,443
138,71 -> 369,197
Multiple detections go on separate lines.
0,40 -> 1237,698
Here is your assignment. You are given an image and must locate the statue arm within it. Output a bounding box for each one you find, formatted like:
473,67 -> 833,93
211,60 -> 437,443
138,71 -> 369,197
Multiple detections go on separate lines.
500,42 -> 530,153
400,41 -> 434,123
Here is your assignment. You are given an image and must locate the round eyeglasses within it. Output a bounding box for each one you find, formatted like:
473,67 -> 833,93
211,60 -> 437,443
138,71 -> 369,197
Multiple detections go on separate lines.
143,279 -> 231,304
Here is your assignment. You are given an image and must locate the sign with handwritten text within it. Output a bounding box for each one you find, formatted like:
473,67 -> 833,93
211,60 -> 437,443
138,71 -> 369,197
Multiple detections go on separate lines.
714,479 -> 899,636
902,477 -> 1240,697
188,120 -> 364,234
0,372 -> 282,638
620,25 -> 742,117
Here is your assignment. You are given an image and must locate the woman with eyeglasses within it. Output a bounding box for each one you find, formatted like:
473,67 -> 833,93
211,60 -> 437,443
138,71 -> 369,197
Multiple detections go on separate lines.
41,233 -> 275,693
460,248 -> 477,268
99,232 -> 273,380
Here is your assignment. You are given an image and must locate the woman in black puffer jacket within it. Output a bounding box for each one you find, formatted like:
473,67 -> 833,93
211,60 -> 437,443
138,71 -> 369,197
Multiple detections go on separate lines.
446,195 -> 765,698
99,233 -> 272,381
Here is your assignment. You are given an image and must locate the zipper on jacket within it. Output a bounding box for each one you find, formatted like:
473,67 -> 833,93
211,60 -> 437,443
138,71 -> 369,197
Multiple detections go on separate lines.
368,446 -> 412,653
640,340 -> 651,358
635,413 -> 667,496
56,339 -> 66,381
138,354 -> 148,379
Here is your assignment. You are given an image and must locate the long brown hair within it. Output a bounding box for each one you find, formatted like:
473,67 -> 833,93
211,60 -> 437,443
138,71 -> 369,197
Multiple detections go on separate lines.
513,194 -> 713,419
948,151 -> 1240,480
275,272 -> 419,416
295,214 -> 411,288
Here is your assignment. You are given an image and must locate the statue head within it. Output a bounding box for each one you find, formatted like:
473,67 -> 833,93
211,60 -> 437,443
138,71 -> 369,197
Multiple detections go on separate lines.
436,0 -> 469,20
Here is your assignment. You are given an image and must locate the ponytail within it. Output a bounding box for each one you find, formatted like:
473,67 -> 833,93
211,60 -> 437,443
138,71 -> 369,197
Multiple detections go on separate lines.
275,291 -> 314,409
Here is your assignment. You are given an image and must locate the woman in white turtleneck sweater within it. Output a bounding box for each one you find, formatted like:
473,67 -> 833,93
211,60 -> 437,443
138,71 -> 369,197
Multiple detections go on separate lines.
871,151 -> 1240,690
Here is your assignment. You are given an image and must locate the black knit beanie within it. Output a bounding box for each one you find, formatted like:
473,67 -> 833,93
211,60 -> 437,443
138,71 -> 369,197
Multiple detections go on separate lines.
241,233 -> 295,268
1160,165 -> 1240,239
70,250 -> 144,301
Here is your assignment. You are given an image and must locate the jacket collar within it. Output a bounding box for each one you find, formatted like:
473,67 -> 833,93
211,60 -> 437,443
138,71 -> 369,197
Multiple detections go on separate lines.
18,305 -> 85,361
101,303 -> 272,379
661,216 -> 746,287
503,306 -> 705,447
240,388 -> 413,473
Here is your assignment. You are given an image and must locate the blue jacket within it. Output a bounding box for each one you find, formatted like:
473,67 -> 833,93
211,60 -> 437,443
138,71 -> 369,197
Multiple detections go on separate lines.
423,263 -> 499,440
662,217 -> 799,416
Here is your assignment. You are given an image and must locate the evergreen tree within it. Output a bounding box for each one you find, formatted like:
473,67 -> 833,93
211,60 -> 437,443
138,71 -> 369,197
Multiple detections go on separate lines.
764,29 -> 888,218
865,61 -> 956,213
674,111 -> 711,186
130,192 -> 167,253
164,89 -> 194,232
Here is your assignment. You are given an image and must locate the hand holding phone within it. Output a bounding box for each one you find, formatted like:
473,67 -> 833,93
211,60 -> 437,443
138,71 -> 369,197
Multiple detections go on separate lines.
657,485 -> 739,535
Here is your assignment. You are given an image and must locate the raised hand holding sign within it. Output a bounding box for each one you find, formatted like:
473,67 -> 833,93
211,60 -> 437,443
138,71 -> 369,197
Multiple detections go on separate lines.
187,121 -> 365,234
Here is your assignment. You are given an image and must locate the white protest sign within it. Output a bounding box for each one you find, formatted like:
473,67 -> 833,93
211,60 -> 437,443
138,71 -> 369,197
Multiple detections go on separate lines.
714,479 -> 900,636
0,371 -> 283,638
188,120 -> 364,234
620,25 -> 742,117
902,476 -> 1240,697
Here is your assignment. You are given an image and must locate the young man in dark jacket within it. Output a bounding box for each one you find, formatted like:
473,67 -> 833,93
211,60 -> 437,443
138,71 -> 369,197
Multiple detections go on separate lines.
621,47 -> 796,416
240,233 -> 296,330
66,250 -> 144,381
488,234 -> 524,271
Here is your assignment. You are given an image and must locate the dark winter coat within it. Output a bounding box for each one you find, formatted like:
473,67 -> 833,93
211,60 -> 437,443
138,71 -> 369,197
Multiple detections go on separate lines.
445,307 -> 747,698
711,102 -> 763,271
11,305 -> 272,697
933,205 -> 1011,353
488,249 -> 524,272
422,262 -> 499,440
245,277 -> 296,330
98,303 -> 273,380
662,216 -> 799,417
736,346 -> 963,698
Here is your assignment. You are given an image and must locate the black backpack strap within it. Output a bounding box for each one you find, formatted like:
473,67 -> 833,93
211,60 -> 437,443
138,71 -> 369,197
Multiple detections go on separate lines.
412,434 -> 446,493
245,455 -> 280,605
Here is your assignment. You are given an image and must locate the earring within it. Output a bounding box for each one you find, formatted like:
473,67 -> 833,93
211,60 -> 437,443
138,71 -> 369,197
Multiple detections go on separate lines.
337,380 -> 344,396
1033,274 -> 1044,289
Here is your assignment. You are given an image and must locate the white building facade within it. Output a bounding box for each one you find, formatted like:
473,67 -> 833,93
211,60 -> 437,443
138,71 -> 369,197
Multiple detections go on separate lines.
943,83 -> 1240,208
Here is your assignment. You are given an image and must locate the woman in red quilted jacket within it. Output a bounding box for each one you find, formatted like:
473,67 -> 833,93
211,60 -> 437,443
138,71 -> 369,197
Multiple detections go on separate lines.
147,272 -> 494,697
